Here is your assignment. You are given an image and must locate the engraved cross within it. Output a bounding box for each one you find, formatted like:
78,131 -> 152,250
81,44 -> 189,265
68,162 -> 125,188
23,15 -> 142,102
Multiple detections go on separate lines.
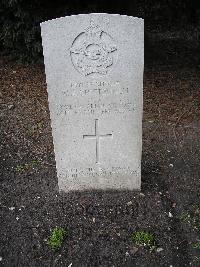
83,119 -> 113,163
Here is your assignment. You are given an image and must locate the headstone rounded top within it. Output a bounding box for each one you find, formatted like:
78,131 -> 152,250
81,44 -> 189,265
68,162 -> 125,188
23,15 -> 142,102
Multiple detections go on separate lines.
40,13 -> 143,26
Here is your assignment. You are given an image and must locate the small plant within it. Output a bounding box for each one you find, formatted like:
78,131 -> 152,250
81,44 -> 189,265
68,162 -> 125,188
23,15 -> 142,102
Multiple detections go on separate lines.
179,212 -> 191,223
192,242 -> 200,249
132,231 -> 156,248
30,160 -> 40,167
15,160 -> 40,173
28,122 -> 43,135
47,227 -> 68,250
15,164 -> 26,173
179,210 -> 200,230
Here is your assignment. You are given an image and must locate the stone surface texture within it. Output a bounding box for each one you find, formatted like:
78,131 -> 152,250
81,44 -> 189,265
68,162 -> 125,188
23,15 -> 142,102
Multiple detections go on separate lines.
41,13 -> 144,191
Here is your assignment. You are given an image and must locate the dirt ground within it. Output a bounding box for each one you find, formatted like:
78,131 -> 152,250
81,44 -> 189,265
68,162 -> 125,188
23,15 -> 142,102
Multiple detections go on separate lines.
0,33 -> 200,266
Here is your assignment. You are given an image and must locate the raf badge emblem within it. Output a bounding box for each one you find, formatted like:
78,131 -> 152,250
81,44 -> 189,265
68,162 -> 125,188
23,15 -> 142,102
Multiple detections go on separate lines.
70,20 -> 117,76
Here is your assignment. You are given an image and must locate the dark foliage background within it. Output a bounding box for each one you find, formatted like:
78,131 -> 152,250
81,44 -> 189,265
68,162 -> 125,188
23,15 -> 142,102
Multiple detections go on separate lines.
0,0 -> 200,62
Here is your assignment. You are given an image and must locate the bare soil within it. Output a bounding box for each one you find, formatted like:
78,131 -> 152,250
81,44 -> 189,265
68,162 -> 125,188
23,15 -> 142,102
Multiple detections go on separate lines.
0,35 -> 200,266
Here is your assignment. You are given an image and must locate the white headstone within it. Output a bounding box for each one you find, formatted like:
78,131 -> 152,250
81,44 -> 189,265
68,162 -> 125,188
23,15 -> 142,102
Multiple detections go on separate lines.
41,13 -> 144,191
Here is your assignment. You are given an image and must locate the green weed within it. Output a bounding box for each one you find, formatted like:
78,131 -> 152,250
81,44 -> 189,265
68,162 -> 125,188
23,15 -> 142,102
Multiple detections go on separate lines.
179,210 -> 200,230
15,160 -> 40,173
132,231 -> 156,248
28,122 -> 43,135
179,212 -> 191,223
47,227 -> 69,251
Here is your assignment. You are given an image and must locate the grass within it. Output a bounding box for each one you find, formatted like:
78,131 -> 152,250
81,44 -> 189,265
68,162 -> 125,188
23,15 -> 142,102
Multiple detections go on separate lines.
47,227 -> 69,251
132,231 -> 156,248
15,160 -> 40,173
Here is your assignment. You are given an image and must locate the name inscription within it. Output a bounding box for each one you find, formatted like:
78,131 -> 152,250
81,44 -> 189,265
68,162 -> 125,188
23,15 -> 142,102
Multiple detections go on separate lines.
56,80 -> 135,116
63,81 -> 128,97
